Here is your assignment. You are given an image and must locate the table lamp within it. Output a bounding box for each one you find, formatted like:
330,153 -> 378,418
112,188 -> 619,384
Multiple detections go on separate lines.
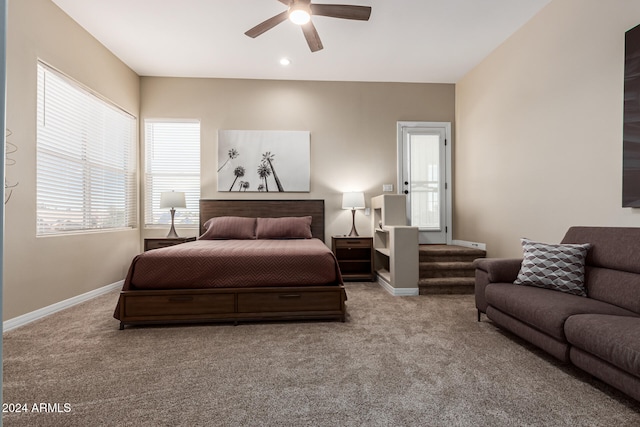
160,191 -> 186,238
342,192 -> 365,237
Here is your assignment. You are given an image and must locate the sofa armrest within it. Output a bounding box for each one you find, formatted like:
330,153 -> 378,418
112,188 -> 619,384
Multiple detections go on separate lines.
474,258 -> 522,315
474,258 -> 523,283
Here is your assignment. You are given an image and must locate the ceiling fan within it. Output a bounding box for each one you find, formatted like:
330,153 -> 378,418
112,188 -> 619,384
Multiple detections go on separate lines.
244,0 -> 372,52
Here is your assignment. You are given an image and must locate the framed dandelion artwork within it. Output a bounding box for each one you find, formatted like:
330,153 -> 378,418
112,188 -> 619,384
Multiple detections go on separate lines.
217,130 -> 311,192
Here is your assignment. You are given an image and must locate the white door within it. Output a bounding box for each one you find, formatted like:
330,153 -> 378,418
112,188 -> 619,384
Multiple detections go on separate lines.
398,122 -> 452,244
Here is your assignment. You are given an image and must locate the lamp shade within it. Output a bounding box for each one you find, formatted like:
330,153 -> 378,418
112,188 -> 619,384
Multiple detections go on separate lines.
160,191 -> 186,209
342,192 -> 365,210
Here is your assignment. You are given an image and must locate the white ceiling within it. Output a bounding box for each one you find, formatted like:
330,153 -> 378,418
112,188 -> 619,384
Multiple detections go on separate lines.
51,0 -> 551,83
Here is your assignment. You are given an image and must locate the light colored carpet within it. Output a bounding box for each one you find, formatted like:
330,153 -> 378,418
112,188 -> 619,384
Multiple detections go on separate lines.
3,283 -> 639,426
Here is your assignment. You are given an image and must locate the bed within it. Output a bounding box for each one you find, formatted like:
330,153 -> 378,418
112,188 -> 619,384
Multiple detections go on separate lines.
115,199 -> 347,329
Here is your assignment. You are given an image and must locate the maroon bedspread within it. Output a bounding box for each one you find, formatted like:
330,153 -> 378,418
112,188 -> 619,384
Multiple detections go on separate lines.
121,238 -> 343,290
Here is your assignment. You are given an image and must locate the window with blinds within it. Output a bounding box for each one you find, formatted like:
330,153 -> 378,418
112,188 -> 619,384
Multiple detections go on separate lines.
144,120 -> 200,227
36,62 -> 137,236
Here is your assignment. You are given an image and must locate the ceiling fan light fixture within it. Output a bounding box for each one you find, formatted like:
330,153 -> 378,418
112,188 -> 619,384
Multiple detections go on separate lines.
289,4 -> 311,25
245,0 -> 372,52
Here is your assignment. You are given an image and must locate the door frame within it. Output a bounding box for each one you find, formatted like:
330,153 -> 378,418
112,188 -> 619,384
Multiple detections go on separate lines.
397,121 -> 453,245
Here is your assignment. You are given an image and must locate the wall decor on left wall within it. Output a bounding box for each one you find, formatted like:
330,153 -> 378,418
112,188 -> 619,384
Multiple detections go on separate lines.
217,130 -> 310,192
4,128 -> 17,204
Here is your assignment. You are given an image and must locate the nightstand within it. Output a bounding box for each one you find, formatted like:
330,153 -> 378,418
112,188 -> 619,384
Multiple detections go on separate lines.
331,236 -> 375,282
144,237 -> 196,252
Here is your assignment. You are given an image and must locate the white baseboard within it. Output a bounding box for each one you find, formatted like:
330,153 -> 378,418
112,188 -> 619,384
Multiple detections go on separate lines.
377,275 -> 419,296
3,280 -> 124,333
452,239 -> 487,251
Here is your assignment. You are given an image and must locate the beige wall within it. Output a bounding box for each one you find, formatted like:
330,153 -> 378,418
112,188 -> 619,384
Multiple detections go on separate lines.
3,0 -> 454,321
140,77 -> 455,242
4,0 -> 140,320
455,0 -> 640,257
12,0 -> 638,320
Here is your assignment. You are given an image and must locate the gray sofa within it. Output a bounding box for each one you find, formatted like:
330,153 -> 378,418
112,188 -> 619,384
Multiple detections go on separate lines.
474,226 -> 640,402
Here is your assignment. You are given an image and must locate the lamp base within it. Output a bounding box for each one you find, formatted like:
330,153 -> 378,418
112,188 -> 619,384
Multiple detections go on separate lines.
348,208 -> 359,237
166,208 -> 180,238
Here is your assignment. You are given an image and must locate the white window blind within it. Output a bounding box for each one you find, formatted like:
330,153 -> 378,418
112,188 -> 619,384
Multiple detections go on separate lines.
36,62 -> 137,236
144,120 -> 200,227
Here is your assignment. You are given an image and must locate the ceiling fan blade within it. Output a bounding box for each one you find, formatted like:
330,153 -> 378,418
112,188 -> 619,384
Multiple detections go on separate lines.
276,0 -> 291,5
310,4 -> 372,21
245,11 -> 289,38
301,21 -> 323,52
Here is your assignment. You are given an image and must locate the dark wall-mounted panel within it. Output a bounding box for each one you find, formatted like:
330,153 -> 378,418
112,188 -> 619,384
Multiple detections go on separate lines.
623,23 -> 640,207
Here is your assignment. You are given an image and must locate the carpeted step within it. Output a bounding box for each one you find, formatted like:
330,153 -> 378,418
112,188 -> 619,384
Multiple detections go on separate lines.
419,261 -> 476,279
419,245 -> 486,263
417,245 -> 485,294
418,277 -> 476,295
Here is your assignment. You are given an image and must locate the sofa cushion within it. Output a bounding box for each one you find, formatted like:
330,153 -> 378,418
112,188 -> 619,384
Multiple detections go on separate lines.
565,314 -> 640,377
570,347 -> 640,402
486,306 -> 571,362
486,283 -> 639,341
583,266 -> 640,315
562,226 -> 640,274
561,227 -> 640,314
514,238 -> 590,296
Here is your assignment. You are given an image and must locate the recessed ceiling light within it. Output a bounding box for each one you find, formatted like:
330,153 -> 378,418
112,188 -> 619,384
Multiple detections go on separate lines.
280,58 -> 291,66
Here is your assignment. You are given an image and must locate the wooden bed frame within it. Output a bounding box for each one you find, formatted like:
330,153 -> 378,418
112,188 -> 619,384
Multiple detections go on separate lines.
117,199 -> 347,329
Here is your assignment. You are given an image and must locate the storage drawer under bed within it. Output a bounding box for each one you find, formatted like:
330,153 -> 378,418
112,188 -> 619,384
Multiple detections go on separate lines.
237,290 -> 340,313
122,291 -> 235,317
118,286 -> 346,328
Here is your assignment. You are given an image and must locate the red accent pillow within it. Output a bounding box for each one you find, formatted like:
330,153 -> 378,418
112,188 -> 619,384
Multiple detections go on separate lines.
199,216 -> 256,240
256,216 -> 313,239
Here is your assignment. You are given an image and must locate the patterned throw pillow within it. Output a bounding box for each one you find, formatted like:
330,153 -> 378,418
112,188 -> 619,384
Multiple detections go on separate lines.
514,238 -> 591,296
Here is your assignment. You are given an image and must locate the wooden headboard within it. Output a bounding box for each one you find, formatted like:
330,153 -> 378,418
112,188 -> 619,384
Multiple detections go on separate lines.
199,199 -> 325,241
